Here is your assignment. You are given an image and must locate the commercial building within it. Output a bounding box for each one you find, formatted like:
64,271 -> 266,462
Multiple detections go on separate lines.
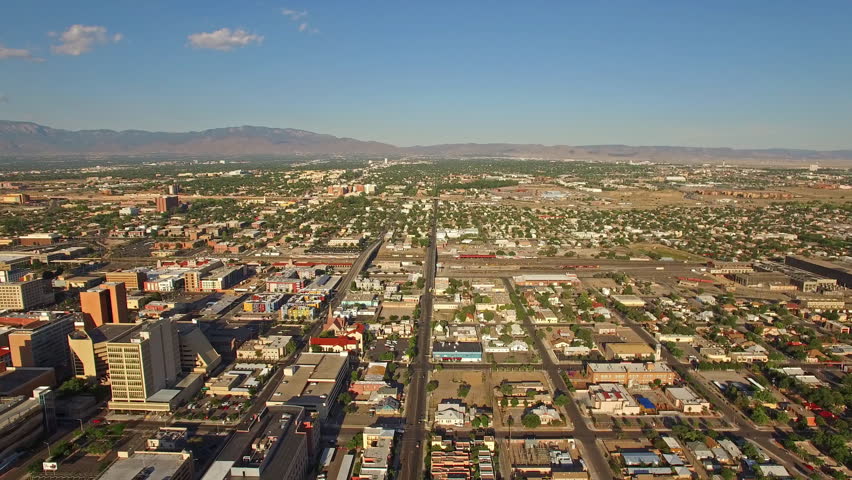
104,270 -> 148,291
588,383 -> 641,415
603,342 -> 657,361
80,282 -> 129,327
611,295 -> 646,308
68,323 -> 147,381
268,352 -> 349,420
707,261 -> 754,275
175,323 -> 222,375
156,195 -> 180,213
205,405 -> 317,480
0,277 -> 54,310
236,335 -> 293,363
18,233 -> 61,246
432,341 -> 483,362
512,274 -> 580,287
586,362 -> 676,386
100,450 -> 193,480
785,255 -> 852,288
106,318 -> 202,412
0,388 -> 56,461
0,367 -> 57,396
3,312 -> 75,371
665,386 -> 711,413
200,265 -> 248,292
360,427 -> 396,480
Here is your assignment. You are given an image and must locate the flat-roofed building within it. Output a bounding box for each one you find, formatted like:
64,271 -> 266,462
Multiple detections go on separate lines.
513,274 -> 580,287
100,450 -> 193,480
104,270 -> 148,291
106,318 -> 202,412
785,255 -> 852,288
0,277 -> 54,310
586,362 -> 676,386
5,312 -> 75,371
209,405 -> 317,480
268,352 -> 349,420
588,383 -> 641,415
665,386 -> 711,413
604,342 -> 656,361
68,322 -> 146,381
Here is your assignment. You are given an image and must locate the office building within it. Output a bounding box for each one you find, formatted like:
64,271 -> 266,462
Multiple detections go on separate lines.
156,195 -> 180,213
104,270 -> 148,291
80,282 -> 129,327
68,322 -> 146,381
106,318 -> 203,412
175,323 -> 222,375
0,277 -> 54,310
3,312 -> 75,371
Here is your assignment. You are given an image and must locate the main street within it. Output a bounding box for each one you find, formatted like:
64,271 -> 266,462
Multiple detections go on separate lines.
502,277 -> 615,480
399,199 -> 438,480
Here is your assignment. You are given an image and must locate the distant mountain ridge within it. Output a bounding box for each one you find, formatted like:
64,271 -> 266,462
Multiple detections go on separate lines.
1,120 -> 851,164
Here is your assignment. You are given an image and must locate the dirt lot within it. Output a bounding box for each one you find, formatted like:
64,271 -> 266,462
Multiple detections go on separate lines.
428,369 -> 493,411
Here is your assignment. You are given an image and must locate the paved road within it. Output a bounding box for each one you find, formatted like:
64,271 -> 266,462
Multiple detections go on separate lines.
399,200 -> 438,480
502,277 -> 615,480
611,308 -> 820,477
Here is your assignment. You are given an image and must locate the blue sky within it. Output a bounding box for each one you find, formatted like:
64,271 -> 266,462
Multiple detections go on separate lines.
1,1 -> 851,149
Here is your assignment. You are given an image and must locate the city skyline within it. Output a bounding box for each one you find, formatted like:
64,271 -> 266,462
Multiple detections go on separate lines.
2,1 -> 852,150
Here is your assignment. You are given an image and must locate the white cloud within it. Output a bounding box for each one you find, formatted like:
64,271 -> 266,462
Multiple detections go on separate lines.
187,28 -> 264,51
0,44 -> 43,62
281,8 -> 308,21
282,8 -> 318,33
51,25 -> 122,56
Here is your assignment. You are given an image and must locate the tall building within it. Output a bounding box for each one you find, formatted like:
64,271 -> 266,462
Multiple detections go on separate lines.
156,195 -> 180,213
68,322 -> 146,381
80,282 -> 129,327
3,312 -> 75,371
106,318 -> 181,411
0,278 -> 54,310
80,288 -> 111,327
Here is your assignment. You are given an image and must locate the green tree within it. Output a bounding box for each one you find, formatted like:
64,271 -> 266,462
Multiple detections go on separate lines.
521,413 -> 541,429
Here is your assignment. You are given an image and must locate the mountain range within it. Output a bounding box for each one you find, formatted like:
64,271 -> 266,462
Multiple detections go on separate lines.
1,120 -> 851,165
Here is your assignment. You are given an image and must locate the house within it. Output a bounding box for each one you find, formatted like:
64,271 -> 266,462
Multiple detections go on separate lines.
435,401 -> 468,427
528,404 -> 560,424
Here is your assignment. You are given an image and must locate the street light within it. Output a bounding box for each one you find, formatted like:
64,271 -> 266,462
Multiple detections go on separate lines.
75,418 -> 85,434
43,441 -> 52,458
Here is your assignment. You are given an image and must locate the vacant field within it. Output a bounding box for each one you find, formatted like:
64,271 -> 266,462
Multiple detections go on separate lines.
628,243 -> 709,262
428,369 -> 493,411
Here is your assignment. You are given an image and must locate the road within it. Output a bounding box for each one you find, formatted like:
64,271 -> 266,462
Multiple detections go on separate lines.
611,307 -> 821,477
399,200 -> 438,480
502,277 -> 615,480
186,238 -> 384,478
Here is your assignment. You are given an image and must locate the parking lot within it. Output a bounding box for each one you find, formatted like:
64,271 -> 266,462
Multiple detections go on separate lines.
172,394 -> 252,423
